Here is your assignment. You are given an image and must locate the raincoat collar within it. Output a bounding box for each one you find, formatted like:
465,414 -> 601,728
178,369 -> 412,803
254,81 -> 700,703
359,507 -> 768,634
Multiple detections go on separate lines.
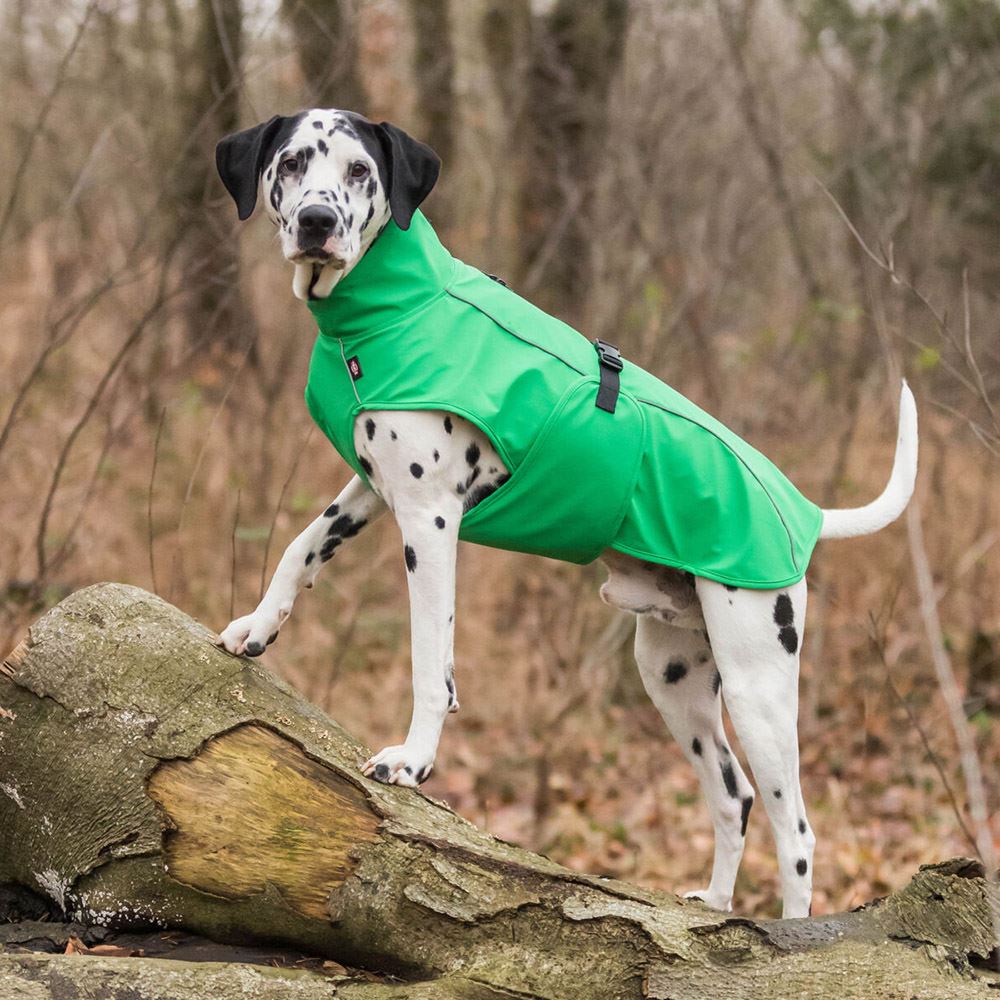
306,211 -> 455,342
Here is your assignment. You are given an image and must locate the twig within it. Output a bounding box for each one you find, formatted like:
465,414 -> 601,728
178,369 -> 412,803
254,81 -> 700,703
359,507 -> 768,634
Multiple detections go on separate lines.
170,337 -> 255,603
148,407 -> 168,597
230,489 -> 241,624
0,1 -> 98,246
814,175 -> 999,447
33,263 -> 180,581
867,614 -> 979,856
259,425 -> 314,601
906,500 -> 1000,944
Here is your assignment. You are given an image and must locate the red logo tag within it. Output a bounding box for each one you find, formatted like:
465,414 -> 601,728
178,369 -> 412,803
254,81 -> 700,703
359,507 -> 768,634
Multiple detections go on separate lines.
346,356 -> 363,381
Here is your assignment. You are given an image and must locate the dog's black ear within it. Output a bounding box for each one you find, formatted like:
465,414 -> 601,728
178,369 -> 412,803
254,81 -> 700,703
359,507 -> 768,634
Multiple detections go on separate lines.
368,121 -> 440,230
215,114 -> 302,221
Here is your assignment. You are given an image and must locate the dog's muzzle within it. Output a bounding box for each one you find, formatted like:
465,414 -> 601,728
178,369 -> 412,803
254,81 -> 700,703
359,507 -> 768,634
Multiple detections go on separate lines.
296,205 -> 339,257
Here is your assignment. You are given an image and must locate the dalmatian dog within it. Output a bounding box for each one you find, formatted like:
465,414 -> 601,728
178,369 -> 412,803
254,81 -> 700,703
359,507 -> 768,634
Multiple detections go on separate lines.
214,109 -> 918,919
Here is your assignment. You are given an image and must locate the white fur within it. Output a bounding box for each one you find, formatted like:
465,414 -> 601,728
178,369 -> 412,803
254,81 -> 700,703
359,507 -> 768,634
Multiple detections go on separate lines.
260,109 -> 391,301
820,381 -> 917,539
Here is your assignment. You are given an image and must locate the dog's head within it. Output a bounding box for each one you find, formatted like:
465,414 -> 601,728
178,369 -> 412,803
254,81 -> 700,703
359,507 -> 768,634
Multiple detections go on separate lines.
216,110 -> 440,300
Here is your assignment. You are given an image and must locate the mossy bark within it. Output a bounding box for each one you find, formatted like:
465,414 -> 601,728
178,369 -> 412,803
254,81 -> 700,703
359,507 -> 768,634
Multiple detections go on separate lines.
0,584 -> 997,999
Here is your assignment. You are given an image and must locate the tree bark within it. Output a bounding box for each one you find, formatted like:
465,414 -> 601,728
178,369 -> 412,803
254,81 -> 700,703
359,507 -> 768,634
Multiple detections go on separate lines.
0,583 -> 997,998
281,0 -> 366,112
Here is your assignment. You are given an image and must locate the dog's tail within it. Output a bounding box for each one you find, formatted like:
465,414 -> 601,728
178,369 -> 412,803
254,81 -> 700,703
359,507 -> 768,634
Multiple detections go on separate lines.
819,381 -> 918,540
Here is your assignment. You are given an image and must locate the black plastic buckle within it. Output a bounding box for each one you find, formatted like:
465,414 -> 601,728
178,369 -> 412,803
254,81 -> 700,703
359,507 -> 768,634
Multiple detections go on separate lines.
593,339 -> 623,413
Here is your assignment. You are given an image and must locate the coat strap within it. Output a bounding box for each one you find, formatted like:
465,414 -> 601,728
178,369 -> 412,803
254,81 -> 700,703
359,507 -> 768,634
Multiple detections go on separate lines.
594,339 -> 623,414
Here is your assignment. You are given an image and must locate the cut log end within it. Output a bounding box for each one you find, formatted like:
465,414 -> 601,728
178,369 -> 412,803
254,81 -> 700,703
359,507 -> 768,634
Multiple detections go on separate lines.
148,723 -> 380,920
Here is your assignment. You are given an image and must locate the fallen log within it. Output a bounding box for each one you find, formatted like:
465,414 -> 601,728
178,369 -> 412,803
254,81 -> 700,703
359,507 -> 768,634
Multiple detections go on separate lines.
0,583 -> 996,998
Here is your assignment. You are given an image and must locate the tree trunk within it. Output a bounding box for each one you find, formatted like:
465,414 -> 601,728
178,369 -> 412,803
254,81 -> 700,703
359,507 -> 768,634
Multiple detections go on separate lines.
173,0 -> 251,352
281,0 -> 366,112
0,583 -> 997,998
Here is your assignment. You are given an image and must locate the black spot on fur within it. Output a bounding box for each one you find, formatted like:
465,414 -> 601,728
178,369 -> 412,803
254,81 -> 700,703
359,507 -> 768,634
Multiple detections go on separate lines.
410,462 -> 424,478
326,514 -> 367,540
324,503 -> 339,517
319,537 -> 341,562
774,594 -> 794,626
697,651 -> 711,665
435,516 -> 446,529
404,544 -> 417,572
456,481 -> 467,495
305,551 -> 315,565
390,430 -> 397,440
462,474 -> 509,513
433,449 -> 439,462
721,760 -> 738,798
664,659 -> 688,684
725,584 -> 738,592
365,418 -> 376,440
740,796 -> 753,837
778,625 -> 799,654
317,138 -> 328,154
359,456 -> 373,476
444,415 -> 453,433
796,858 -> 808,876
799,819 -> 807,835
312,120 -> 323,128
712,670 -> 722,695
373,764 -> 390,782
466,442 -> 481,466
692,737 -> 702,756
774,789 -> 782,799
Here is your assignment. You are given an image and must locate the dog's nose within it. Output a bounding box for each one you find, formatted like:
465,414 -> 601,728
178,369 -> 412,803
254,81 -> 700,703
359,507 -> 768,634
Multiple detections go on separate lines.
298,205 -> 337,243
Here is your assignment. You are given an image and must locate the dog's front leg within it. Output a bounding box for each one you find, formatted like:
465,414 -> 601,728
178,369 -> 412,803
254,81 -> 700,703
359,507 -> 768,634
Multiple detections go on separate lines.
362,493 -> 462,787
217,475 -> 385,656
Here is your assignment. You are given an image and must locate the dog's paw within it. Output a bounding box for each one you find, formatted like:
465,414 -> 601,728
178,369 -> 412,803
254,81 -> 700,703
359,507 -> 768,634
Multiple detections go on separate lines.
361,745 -> 434,787
216,608 -> 285,657
683,889 -> 733,912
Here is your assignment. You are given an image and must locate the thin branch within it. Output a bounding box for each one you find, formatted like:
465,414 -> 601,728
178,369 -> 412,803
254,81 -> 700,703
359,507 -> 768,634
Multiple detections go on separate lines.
170,337 -> 255,602
867,614 -> 979,856
0,1 -> 98,246
906,501 -> 1000,942
33,264 -> 179,581
148,407 -> 168,597
814,175 -> 999,447
259,425 -> 314,601
230,489 -> 241,624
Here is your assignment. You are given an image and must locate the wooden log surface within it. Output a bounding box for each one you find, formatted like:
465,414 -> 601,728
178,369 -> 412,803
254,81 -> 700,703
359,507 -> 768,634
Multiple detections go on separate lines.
0,583 -> 997,998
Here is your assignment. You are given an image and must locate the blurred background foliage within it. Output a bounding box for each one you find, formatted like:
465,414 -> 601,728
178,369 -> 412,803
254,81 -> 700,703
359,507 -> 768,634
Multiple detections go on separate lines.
0,0 -> 997,916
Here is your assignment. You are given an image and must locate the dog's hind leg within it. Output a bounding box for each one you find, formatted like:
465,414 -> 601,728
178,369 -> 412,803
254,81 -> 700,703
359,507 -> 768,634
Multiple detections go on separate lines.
634,615 -> 754,913
696,577 -> 815,919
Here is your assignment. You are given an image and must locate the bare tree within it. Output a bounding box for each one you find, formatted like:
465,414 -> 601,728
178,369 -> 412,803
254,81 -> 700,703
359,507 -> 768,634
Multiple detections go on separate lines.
281,0 -> 365,111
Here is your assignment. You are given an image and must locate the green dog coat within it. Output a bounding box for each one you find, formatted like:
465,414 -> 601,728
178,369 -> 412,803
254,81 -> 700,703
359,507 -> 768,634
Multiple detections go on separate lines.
305,212 -> 823,589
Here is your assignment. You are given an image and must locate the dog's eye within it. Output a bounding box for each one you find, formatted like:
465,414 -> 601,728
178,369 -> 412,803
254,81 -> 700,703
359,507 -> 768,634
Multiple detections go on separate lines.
279,157 -> 299,175
349,162 -> 370,180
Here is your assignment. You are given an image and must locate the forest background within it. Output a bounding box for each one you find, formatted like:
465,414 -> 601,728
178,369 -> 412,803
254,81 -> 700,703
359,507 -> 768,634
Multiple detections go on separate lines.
0,0 -> 997,916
